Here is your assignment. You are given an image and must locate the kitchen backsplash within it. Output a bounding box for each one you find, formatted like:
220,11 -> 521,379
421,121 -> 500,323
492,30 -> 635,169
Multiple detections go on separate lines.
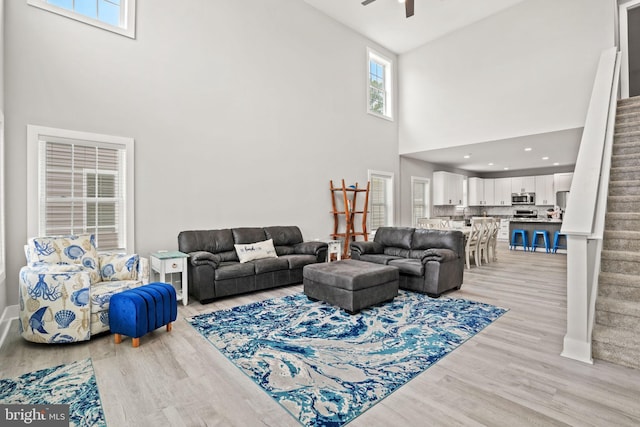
432,205 -> 554,219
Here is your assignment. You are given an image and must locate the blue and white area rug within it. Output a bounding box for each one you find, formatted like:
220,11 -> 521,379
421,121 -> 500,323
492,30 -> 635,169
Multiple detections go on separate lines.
187,290 -> 508,426
0,358 -> 106,427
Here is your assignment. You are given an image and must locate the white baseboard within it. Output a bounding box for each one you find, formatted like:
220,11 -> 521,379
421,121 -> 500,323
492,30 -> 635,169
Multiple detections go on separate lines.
0,304 -> 19,349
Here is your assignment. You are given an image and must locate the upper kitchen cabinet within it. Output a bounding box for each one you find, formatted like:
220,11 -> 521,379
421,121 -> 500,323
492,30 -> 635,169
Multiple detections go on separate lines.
469,177 -> 495,206
433,171 -> 464,206
535,175 -> 555,206
494,178 -> 512,206
554,172 -> 574,192
511,176 -> 536,193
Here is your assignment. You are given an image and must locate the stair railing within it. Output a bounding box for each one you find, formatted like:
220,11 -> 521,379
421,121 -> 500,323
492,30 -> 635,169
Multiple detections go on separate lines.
561,47 -> 621,364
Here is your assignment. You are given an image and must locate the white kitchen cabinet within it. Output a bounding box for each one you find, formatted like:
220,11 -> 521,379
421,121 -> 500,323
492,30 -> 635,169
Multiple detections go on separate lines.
469,177 -> 496,206
511,176 -> 535,193
468,177 -> 484,206
535,174 -> 555,206
484,178 -> 495,205
494,178 -> 512,206
433,171 -> 464,206
554,172 -> 573,192
497,219 -> 510,241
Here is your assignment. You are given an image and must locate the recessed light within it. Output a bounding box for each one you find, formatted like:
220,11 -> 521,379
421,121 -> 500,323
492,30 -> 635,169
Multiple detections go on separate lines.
504,167 -> 509,170
463,155 -> 471,159
488,162 -> 494,166
524,148 -> 532,152
542,156 -> 549,160
553,162 -> 560,166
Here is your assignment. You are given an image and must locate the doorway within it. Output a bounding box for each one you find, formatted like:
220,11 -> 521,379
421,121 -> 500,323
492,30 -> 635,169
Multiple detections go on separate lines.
620,0 -> 640,98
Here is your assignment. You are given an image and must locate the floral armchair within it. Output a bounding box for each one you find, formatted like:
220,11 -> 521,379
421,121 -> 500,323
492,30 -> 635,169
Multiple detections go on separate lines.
19,234 -> 149,344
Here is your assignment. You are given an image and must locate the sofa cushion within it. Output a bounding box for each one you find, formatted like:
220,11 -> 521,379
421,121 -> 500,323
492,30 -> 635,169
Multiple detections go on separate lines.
214,262 -> 255,280
99,253 -> 139,281
388,259 -> 424,276
412,229 -> 463,250
357,254 -> 403,265
251,257 -> 290,274
280,254 -> 318,270
265,226 -> 303,246
374,227 -> 414,249
232,227 -> 267,244
178,229 -> 236,254
235,239 -> 278,263
383,247 -> 410,258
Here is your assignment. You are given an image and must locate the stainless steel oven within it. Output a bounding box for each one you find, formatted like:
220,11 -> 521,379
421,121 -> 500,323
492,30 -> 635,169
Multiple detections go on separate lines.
511,192 -> 535,205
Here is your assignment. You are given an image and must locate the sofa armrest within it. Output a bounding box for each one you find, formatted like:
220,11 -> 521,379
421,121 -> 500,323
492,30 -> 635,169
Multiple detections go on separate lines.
350,241 -> 384,258
293,241 -> 327,256
189,251 -> 221,268
421,248 -> 458,263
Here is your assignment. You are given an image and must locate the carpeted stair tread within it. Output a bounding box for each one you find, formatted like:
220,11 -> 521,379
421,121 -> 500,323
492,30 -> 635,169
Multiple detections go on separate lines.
598,283 -> 640,301
592,341 -> 640,370
602,231 -> 640,251
593,324 -> 640,349
612,138 -> 640,153
601,249 -> 640,262
609,166 -> 640,181
596,296 -> 640,317
615,111 -> 640,124
599,271 -> 640,288
600,250 -> 640,274
611,152 -> 640,167
615,122 -> 640,133
608,180 -> 640,195
617,95 -> 640,107
606,194 -> 640,212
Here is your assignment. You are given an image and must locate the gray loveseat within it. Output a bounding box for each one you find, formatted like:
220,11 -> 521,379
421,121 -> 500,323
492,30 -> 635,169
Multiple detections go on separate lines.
178,226 -> 327,303
350,227 -> 464,297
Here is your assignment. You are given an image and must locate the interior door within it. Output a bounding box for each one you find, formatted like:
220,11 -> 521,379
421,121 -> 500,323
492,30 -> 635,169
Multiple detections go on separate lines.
620,0 -> 640,98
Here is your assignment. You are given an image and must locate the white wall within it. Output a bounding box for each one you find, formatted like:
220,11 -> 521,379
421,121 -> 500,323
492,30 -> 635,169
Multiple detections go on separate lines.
0,0 -> 6,317
3,0 -> 399,304
398,0 -> 616,154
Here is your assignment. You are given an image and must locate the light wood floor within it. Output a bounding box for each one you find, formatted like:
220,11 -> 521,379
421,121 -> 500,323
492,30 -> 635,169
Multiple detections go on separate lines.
2,243 -> 640,426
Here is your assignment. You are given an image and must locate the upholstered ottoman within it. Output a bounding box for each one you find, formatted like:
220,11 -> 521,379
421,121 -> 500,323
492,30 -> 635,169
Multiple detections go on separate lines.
109,282 -> 177,347
303,259 -> 399,314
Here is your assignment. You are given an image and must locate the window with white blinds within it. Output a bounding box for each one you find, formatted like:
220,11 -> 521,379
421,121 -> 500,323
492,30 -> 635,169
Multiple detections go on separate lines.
27,126 -> 135,252
368,170 -> 394,230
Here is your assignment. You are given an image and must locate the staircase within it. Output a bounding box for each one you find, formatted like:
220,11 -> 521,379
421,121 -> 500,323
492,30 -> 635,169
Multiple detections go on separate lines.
593,96 -> 640,370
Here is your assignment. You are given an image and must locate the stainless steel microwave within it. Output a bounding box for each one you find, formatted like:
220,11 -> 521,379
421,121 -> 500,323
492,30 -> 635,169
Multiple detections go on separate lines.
511,192 -> 535,205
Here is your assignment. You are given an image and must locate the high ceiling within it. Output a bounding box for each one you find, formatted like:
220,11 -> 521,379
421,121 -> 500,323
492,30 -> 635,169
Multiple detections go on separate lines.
303,0 -> 581,174
303,0 -> 527,54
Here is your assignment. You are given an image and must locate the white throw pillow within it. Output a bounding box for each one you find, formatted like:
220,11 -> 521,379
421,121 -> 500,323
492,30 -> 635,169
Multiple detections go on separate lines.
235,239 -> 278,263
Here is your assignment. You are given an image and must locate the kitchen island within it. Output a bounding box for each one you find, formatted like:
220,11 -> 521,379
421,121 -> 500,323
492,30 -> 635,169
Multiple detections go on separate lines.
509,219 -> 564,251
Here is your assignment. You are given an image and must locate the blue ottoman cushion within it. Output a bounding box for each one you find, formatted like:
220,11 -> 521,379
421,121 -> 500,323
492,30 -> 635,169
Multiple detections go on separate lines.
109,282 -> 177,346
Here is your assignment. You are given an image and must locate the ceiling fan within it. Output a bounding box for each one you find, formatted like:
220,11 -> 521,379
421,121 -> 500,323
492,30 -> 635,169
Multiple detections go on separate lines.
361,0 -> 414,18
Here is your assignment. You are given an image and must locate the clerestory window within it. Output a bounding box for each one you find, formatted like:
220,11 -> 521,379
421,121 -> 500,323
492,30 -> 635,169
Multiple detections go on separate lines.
28,0 -> 136,38
367,47 -> 393,120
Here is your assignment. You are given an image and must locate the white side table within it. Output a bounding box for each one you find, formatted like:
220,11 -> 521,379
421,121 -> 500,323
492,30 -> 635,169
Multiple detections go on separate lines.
326,240 -> 342,262
150,251 -> 189,305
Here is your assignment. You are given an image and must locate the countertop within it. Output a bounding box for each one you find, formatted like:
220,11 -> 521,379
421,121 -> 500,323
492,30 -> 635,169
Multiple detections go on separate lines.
509,218 -> 563,223
509,218 -> 562,224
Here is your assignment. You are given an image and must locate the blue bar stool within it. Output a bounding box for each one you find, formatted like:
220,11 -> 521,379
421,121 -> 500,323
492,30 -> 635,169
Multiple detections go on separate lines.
552,231 -> 567,253
531,230 -> 550,253
510,229 -> 529,251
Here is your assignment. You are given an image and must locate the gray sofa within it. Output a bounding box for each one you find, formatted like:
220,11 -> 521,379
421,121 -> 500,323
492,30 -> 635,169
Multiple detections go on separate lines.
178,226 -> 327,303
350,227 -> 465,297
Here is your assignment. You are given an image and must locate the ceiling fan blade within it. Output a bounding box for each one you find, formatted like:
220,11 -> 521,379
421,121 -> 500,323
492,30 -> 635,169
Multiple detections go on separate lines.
361,0 -> 376,5
405,0 -> 414,17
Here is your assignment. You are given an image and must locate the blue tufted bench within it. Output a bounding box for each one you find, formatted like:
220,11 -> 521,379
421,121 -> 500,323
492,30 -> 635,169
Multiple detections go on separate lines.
109,282 -> 178,347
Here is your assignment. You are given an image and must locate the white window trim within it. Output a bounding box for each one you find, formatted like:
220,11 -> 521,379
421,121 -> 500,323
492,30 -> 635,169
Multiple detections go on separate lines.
27,125 -> 135,253
411,176 -> 430,227
368,169 -> 395,230
366,47 -> 394,121
27,0 -> 136,39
